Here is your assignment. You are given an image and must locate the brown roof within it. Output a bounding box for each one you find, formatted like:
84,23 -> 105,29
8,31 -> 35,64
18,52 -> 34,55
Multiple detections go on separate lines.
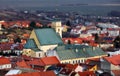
0,57 -> 11,65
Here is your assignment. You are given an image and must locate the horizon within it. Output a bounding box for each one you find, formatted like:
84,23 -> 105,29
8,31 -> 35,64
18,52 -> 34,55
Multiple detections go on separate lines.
0,0 -> 120,8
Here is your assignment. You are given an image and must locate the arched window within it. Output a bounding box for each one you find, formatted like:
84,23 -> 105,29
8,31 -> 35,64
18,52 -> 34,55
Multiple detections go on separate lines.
73,61 -> 74,64
76,60 -> 78,63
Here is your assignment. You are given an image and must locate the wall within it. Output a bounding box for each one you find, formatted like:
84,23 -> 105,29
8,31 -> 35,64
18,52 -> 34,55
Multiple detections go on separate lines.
0,64 -> 11,69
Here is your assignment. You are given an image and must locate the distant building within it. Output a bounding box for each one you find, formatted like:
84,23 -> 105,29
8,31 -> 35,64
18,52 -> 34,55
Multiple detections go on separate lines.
97,23 -> 119,29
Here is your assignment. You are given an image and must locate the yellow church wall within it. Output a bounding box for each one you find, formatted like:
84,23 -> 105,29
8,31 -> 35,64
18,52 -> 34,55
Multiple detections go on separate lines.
22,49 -> 36,57
30,30 -> 40,47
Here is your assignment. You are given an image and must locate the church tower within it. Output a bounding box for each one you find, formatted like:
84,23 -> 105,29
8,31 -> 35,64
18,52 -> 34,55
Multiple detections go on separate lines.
52,21 -> 62,38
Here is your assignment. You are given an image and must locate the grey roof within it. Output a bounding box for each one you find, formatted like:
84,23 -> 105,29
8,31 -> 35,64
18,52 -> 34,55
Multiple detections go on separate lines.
24,39 -> 37,49
34,28 -> 63,45
55,44 -> 107,60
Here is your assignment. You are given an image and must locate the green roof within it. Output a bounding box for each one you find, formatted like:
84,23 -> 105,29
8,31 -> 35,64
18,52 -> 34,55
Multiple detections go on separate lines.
55,44 -> 106,60
24,39 -> 37,49
34,28 -> 63,45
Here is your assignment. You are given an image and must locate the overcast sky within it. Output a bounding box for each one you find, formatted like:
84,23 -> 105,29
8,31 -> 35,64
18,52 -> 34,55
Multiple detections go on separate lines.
0,0 -> 119,8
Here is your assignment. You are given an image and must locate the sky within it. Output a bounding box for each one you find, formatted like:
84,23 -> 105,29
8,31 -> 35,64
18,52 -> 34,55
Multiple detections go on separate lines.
0,0 -> 119,8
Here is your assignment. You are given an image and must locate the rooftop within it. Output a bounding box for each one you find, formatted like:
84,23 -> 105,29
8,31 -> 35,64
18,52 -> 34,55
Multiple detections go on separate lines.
55,44 -> 106,60
34,28 -> 63,45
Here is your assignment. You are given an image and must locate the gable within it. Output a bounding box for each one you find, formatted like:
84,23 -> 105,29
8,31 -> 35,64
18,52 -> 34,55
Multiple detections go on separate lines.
24,39 -> 37,49
34,28 -> 63,45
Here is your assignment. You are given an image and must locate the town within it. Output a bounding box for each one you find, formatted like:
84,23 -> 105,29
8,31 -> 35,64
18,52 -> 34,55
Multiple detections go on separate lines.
0,9 -> 120,76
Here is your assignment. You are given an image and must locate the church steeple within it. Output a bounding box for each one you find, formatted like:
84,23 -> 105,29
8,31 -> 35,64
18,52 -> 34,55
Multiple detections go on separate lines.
52,21 -> 62,38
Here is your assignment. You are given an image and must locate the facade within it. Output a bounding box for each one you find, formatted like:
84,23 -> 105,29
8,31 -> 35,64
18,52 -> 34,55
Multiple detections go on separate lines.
0,57 -> 11,70
101,55 -> 120,72
51,21 -> 62,37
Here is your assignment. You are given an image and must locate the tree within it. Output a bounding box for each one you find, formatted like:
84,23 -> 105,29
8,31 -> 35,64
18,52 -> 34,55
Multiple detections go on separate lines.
29,21 -> 36,29
94,33 -> 99,43
66,20 -> 71,27
113,35 -> 120,48
14,37 -> 21,43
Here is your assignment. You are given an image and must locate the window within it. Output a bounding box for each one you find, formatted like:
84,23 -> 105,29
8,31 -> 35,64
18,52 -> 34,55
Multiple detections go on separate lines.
81,59 -> 84,63
58,29 -> 60,32
0,66 -> 2,69
78,60 -> 81,63
73,61 -> 74,64
39,53 -> 41,57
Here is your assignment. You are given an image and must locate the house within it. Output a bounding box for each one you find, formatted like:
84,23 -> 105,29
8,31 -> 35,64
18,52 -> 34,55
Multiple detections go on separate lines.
0,43 -> 23,56
24,22 -> 63,57
47,44 -> 107,64
49,64 -> 82,76
7,71 -> 56,76
101,55 -> 120,72
0,57 -> 12,70
16,60 -> 31,69
23,39 -> 43,57
29,56 -> 60,71
85,58 -> 101,71
75,71 -> 96,76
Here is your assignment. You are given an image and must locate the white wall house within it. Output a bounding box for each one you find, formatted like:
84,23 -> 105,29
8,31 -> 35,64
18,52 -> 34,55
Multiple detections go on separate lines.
0,57 -> 12,70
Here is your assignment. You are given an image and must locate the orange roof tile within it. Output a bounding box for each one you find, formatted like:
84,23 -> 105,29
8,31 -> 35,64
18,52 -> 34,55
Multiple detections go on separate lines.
29,58 -> 44,66
41,56 -> 60,65
16,60 -> 31,68
0,57 -> 11,65
103,55 -> 120,65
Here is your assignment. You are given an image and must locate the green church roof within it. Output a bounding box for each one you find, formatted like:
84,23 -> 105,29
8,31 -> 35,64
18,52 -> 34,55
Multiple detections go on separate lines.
24,39 -> 37,49
55,44 -> 106,60
34,28 -> 63,45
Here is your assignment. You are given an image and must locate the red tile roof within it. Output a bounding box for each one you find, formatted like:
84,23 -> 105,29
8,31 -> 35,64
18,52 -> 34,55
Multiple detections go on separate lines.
103,55 -> 120,65
0,57 -> 11,65
7,71 -> 56,76
41,56 -> 60,66
26,56 -> 60,66
78,71 -> 96,76
85,58 -> 100,64
29,58 -> 44,66
16,60 -> 31,68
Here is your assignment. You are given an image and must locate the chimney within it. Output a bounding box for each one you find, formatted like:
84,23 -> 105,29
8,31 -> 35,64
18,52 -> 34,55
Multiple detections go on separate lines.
75,49 -> 78,52
83,48 -> 86,52
92,47 -> 96,50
